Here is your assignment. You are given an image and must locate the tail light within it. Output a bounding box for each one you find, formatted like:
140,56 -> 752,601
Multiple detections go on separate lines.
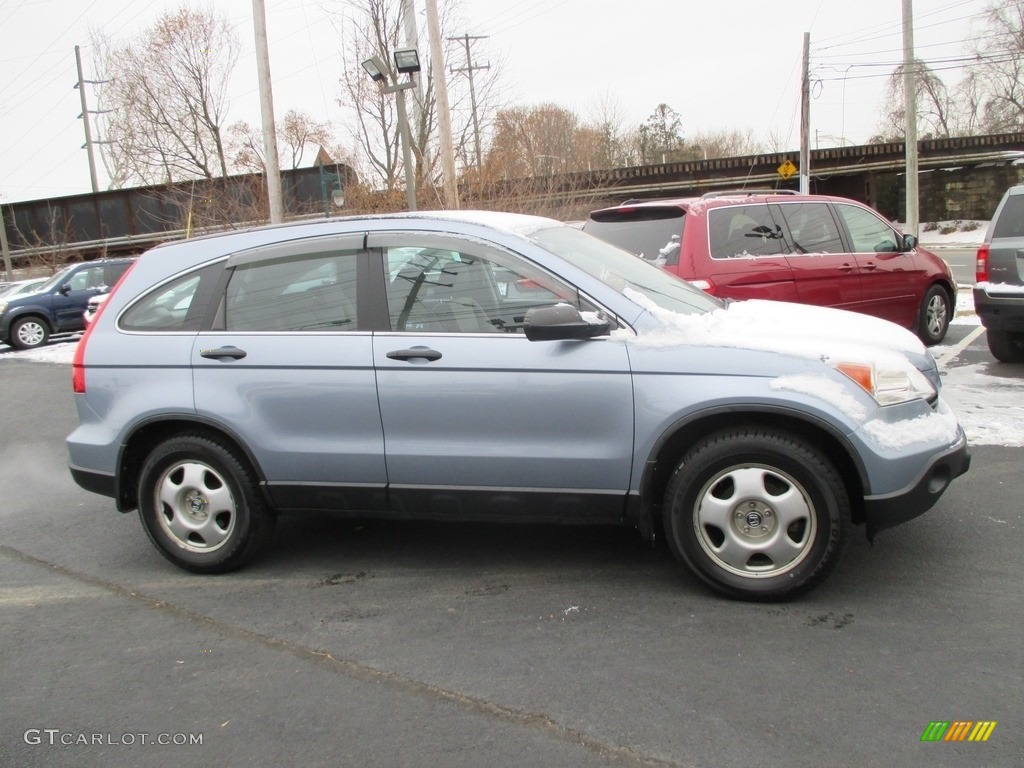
73,262 -> 136,394
975,244 -> 990,283
689,278 -> 715,294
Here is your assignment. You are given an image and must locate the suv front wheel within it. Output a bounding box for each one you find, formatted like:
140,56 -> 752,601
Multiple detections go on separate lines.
10,316 -> 50,350
917,284 -> 951,345
662,428 -> 849,601
138,433 -> 275,573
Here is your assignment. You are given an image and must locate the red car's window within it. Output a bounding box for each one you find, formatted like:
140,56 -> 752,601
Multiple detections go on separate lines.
708,205 -> 787,259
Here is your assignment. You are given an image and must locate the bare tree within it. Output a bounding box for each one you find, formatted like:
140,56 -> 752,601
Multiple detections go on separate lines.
875,59 -> 958,140
687,128 -> 765,160
482,104 -> 602,180
228,110 -> 335,173
585,93 -> 640,169
634,104 -> 686,164
969,0 -> 1024,131
92,6 -> 239,187
330,0 -> 502,203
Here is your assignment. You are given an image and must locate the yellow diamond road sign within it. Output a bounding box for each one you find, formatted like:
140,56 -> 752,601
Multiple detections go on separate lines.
778,160 -> 797,179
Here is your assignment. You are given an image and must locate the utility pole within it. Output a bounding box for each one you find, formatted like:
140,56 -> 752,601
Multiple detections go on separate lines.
424,0 -> 460,209
399,0 -> 425,166
448,34 -> 489,175
74,45 -> 102,194
0,202 -> 12,281
799,32 -> 810,194
252,0 -> 285,224
902,0 -> 919,237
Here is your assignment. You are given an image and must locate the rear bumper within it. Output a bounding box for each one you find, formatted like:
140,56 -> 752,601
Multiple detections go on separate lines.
974,287 -> 1024,332
69,464 -> 117,500
862,434 -> 971,540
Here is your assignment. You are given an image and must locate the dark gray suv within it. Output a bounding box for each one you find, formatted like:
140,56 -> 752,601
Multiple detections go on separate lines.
66,212 -> 970,601
975,184 -> 1024,362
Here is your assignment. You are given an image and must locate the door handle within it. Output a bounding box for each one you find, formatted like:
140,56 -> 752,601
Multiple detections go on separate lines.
386,346 -> 442,362
861,262 -> 878,271
200,346 -> 247,360
839,263 -> 855,273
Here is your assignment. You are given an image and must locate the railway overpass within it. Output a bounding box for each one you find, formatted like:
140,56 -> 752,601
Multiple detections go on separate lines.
3,132 -> 1024,267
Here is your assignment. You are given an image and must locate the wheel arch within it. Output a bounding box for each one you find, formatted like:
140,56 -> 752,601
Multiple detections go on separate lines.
115,416 -> 268,512
635,406 -> 868,533
8,310 -> 54,332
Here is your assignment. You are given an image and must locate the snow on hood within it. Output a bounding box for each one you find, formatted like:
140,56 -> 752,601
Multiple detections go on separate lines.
615,291 -> 928,374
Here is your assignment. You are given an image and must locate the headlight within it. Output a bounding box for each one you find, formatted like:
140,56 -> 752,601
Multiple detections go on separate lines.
0,301 -> 8,315
834,361 -> 936,406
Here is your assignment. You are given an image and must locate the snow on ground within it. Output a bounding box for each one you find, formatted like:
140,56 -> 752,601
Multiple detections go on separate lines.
940,362 -> 1024,448
913,220 -> 988,248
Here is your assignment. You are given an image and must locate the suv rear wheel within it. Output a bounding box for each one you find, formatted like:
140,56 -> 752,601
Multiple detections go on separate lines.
986,329 -> 1024,363
662,428 -> 849,601
10,316 -> 50,349
138,434 -> 275,573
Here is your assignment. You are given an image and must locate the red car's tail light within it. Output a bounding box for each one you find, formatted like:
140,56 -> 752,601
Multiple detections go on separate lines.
975,243 -> 990,283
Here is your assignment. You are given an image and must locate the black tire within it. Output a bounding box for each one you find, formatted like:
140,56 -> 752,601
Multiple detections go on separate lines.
9,316 -> 50,350
916,284 -> 951,346
986,329 -> 1024,363
138,433 -> 275,573
662,428 -> 850,601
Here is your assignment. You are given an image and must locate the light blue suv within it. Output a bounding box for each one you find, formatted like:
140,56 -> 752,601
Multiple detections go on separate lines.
66,212 -> 970,600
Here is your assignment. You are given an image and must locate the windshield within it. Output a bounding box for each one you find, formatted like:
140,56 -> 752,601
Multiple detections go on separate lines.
530,225 -> 721,316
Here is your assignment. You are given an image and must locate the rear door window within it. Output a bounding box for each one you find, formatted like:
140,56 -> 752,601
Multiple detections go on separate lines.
225,249 -> 360,332
708,204 -> 788,258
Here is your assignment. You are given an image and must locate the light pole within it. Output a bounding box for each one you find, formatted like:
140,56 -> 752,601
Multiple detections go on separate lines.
362,49 -> 420,211
319,162 -> 345,218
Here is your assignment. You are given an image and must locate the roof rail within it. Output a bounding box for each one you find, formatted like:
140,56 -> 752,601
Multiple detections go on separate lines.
699,189 -> 799,199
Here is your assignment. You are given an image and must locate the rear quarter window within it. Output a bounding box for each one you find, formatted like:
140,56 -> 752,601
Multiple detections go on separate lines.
120,262 -> 222,332
992,193 -> 1024,239
708,204 -> 787,258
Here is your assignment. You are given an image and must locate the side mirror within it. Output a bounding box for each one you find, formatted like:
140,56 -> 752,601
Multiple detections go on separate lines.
58,283 -> 72,296
902,233 -> 918,250
524,304 -> 612,342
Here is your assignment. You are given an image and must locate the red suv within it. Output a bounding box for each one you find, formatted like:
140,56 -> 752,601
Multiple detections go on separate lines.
583,191 -> 956,345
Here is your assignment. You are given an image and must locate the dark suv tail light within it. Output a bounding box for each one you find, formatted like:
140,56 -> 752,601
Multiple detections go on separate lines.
975,243 -> 990,283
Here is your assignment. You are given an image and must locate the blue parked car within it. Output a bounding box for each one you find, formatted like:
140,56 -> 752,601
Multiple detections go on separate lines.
0,257 -> 135,349
66,213 -> 969,600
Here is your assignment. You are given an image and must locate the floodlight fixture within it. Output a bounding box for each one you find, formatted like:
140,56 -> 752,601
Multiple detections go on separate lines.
393,48 -> 421,76
361,56 -> 388,83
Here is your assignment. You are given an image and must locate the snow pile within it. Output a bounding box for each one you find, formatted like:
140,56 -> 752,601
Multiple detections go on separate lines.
615,291 -> 925,375
769,374 -> 868,421
861,407 -> 961,450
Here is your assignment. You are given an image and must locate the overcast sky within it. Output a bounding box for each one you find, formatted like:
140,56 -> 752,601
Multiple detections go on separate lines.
0,0 -> 995,204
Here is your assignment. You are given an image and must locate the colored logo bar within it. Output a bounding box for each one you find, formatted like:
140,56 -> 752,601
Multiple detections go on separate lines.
921,721 -> 997,742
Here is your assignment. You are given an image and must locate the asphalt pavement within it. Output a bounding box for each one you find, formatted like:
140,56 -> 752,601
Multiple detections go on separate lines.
0,347 -> 1021,768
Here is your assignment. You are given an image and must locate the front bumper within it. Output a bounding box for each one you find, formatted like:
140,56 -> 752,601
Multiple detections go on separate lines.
862,434 -> 971,540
